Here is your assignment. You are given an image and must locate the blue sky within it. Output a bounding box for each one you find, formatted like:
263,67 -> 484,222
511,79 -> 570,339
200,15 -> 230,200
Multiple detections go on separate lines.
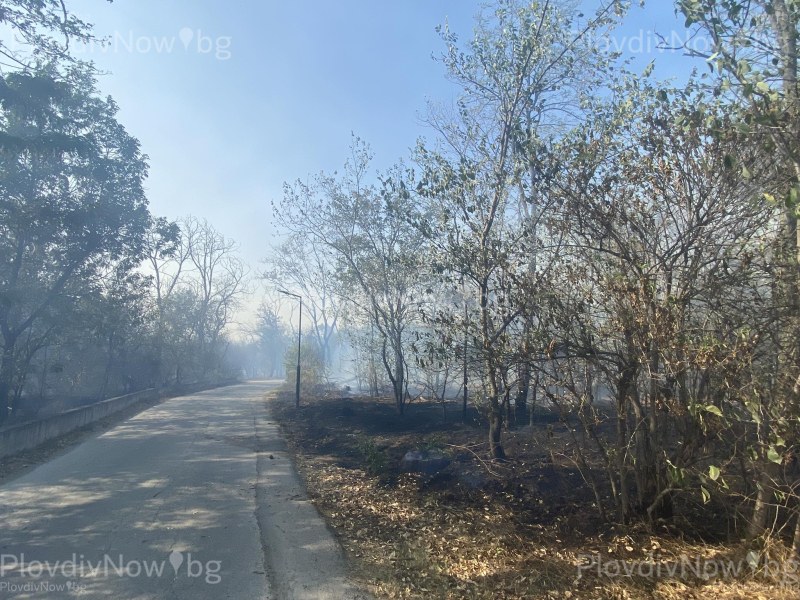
66,0 -> 698,325
69,1 -> 478,262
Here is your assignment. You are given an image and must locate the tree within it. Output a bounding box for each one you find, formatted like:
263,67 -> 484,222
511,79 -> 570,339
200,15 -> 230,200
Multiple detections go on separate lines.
679,0 -> 798,192
0,0 -> 102,72
253,300 -> 288,379
263,234 -> 340,367
183,216 -> 248,375
89,267 -> 153,399
144,217 -> 247,384
273,138 -> 425,414
414,0 -> 626,458
160,288 -> 201,385
678,0 -> 800,545
0,68 -> 150,423
543,79 -> 780,522
143,216 -> 182,385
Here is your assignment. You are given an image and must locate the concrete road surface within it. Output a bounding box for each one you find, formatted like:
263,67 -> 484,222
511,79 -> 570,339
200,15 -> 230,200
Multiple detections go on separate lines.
0,381 -> 369,599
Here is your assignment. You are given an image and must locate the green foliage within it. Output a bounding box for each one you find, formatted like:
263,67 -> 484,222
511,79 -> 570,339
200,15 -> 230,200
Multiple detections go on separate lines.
0,0 -> 100,70
0,66 -> 152,418
356,435 -> 388,476
283,339 -> 326,395
272,136 -> 425,414
413,0 -> 631,460
419,433 -> 449,454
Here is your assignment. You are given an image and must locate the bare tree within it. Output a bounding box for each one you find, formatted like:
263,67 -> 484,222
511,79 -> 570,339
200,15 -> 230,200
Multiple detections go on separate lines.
273,139 -> 425,414
263,234 -> 340,367
183,216 -> 248,375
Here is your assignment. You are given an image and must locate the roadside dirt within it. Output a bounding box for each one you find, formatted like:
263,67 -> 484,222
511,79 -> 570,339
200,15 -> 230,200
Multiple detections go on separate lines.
270,393 -> 797,600
256,397 -> 374,599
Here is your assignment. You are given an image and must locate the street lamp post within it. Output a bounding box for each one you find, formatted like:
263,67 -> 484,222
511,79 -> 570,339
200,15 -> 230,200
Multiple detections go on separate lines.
278,289 -> 302,408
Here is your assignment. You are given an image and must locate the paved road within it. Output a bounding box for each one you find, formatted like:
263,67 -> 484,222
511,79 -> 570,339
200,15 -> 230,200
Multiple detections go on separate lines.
0,381 -> 368,599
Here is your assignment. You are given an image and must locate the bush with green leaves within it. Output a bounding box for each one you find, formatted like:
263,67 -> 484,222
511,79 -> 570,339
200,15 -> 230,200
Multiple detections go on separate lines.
283,339 -> 326,396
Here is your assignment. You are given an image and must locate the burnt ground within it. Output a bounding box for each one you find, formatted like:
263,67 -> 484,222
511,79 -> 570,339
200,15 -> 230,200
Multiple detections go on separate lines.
270,392 -> 797,600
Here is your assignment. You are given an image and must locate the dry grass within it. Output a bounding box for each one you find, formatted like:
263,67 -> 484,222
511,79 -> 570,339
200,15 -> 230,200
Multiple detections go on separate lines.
270,393 -> 798,599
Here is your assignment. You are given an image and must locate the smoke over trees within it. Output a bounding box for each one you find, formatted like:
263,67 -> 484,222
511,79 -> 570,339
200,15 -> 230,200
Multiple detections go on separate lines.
0,2 -> 250,422
265,0 -> 800,548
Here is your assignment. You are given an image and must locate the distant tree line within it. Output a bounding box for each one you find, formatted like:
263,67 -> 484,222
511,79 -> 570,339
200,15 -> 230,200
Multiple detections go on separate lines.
268,0 -> 800,551
0,1 -> 247,423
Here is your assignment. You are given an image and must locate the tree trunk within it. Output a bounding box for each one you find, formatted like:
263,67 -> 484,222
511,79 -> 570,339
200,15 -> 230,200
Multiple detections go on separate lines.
616,405 -> 630,522
488,404 -> 506,460
485,360 -> 506,458
748,460 -> 779,542
369,360 -> 378,396
394,344 -> 405,415
615,359 -> 637,522
792,507 -> 800,557
100,332 -> 115,399
481,266 -> 505,457
529,370 -> 539,427
0,341 -> 17,424
462,317 -> 468,422
630,398 -> 670,518
516,363 -> 530,420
